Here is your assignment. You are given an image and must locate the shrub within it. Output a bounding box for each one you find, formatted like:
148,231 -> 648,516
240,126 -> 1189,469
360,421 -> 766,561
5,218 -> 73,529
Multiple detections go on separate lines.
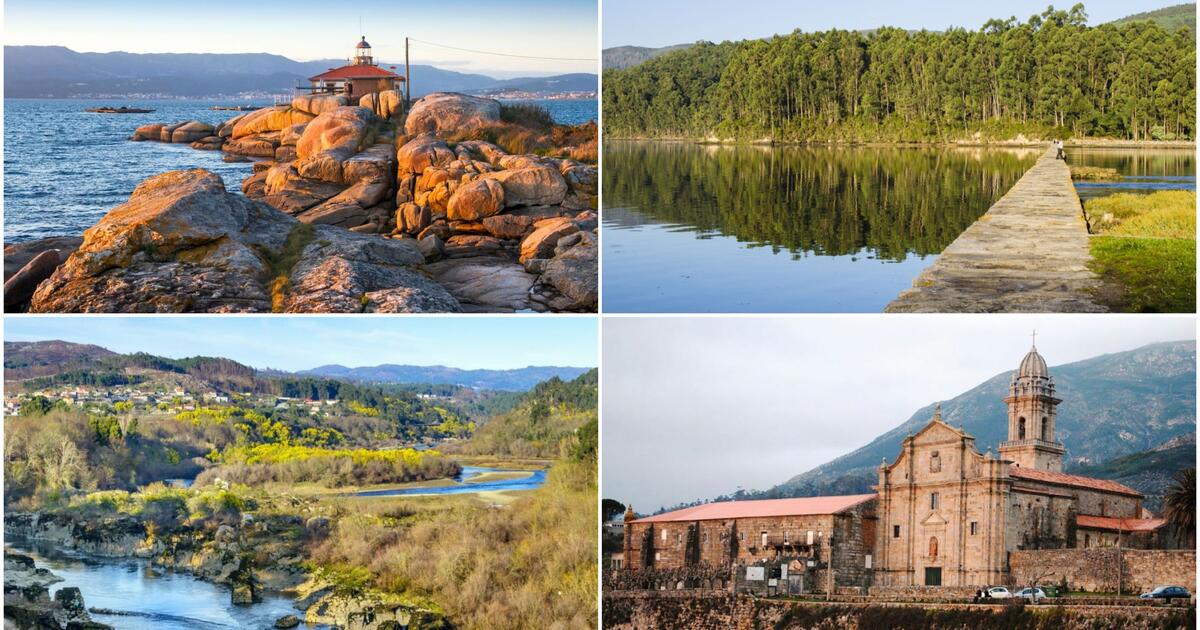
187,486 -> 254,521
499,103 -> 555,130
195,445 -> 460,488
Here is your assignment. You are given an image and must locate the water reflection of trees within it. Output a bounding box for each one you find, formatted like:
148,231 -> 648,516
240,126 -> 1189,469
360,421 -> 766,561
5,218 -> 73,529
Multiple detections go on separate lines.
603,142 -> 1038,260
1068,149 -> 1195,178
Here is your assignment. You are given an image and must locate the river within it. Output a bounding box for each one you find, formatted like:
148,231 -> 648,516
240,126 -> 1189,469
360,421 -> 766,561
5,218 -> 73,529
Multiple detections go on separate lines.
356,465 -> 547,497
1068,147 -> 1195,201
7,539 -> 326,629
602,142 -> 1041,312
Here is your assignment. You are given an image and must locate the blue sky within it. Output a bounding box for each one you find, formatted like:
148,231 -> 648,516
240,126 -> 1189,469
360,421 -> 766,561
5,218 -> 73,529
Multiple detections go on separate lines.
3,317 -> 598,371
5,0 -> 598,77
604,0 -> 1189,47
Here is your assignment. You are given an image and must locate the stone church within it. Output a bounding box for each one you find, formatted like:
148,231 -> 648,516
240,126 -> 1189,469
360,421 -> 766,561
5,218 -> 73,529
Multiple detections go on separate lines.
874,342 -> 1165,587
617,342 -> 1178,593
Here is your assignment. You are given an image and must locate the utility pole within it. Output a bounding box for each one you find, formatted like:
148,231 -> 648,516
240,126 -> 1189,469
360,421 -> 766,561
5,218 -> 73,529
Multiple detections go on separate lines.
405,37 -> 411,105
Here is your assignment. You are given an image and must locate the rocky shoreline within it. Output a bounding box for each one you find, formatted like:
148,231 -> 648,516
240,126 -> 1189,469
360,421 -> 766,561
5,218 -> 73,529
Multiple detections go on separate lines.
4,511 -> 447,629
6,90 -> 597,313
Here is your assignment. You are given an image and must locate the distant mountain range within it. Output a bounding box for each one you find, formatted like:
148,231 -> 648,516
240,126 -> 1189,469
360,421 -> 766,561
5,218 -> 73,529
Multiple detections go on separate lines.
3,340 -> 590,392
686,341 -> 1195,514
296,364 -> 591,391
603,4 -> 1195,70
4,45 -> 597,98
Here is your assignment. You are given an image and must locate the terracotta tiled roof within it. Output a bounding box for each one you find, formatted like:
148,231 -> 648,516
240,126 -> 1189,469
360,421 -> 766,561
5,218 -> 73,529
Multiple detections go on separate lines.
309,64 -> 402,81
1009,466 -> 1141,497
632,494 -> 876,524
1077,515 -> 1167,533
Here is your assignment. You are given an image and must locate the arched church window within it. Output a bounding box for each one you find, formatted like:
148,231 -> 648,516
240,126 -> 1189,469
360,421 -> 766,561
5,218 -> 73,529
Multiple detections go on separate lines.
1018,417 -> 1026,439
1040,417 -> 1048,441
929,537 -> 938,559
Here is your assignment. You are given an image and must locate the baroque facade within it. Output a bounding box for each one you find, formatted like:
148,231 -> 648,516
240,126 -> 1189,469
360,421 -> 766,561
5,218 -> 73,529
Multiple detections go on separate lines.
874,343 -> 1165,587
617,343 -> 1180,592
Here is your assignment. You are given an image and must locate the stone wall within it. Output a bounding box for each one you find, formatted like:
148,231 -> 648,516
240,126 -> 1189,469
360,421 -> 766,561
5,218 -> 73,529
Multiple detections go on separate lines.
625,501 -> 877,594
1009,548 -> 1195,593
602,591 -> 1193,630
626,514 -> 836,571
866,585 -> 979,601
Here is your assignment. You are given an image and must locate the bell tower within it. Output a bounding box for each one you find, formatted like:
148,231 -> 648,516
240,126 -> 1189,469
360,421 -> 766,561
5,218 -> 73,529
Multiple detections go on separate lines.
998,333 -> 1065,471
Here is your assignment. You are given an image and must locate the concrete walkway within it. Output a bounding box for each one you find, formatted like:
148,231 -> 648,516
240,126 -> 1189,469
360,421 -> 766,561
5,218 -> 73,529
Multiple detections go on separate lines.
886,147 -> 1106,313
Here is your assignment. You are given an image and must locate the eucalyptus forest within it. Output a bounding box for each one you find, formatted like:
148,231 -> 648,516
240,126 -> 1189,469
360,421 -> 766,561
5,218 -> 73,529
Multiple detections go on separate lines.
603,4 -> 1196,141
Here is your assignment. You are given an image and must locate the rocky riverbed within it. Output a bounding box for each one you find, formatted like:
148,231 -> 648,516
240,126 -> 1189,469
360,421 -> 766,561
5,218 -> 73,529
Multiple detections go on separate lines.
6,91 -> 597,313
4,551 -> 111,629
4,510 -> 447,629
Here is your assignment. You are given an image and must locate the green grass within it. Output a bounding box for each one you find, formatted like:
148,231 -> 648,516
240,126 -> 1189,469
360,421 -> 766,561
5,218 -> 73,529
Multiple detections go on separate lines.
1086,191 -> 1196,238
1089,236 -> 1195,312
1085,190 -> 1196,313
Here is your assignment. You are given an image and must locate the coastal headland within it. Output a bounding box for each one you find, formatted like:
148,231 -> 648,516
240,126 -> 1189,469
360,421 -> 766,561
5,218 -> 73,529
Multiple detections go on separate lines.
5,90 -> 598,313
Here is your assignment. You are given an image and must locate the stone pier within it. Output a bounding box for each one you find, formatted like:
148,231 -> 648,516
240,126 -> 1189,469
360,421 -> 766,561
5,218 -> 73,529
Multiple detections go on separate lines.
886,147 -> 1105,313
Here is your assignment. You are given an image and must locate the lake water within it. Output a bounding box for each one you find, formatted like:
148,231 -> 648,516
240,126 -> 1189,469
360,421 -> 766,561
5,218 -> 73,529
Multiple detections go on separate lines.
7,539 -> 325,629
602,142 -> 1039,312
355,465 -> 547,497
1068,148 -> 1196,201
3,98 -> 596,244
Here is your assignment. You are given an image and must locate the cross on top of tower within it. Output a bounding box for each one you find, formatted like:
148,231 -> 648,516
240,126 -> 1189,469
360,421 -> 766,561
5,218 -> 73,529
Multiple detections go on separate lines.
1031,330 -> 1037,348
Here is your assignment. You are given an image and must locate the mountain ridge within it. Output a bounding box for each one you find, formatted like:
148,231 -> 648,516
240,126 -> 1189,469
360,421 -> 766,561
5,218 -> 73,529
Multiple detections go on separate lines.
4,45 -> 597,98
653,341 -> 1195,514
3,340 -> 590,392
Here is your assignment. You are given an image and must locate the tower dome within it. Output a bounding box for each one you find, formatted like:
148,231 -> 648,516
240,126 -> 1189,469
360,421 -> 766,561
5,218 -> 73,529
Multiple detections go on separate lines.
356,36 -> 372,49
1018,345 -> 1048,378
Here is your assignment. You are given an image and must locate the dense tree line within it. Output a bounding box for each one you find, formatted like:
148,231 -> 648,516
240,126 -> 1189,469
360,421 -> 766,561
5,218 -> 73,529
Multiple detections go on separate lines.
604,5 -> 1196,141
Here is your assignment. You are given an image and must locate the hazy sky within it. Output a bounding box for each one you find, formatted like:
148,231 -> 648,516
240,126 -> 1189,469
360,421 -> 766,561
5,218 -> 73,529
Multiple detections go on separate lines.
603,0 -> 1187,47
5,0 -> 598,78
4,316 -> 598,372
602,316 -> 1196,512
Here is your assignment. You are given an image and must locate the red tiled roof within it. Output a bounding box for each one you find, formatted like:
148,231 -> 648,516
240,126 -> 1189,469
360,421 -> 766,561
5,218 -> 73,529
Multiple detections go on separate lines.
309,64 -> 403,81
632,494 -> 876,524
1076,515 -> 1167,533
1009,466 -> 1141,497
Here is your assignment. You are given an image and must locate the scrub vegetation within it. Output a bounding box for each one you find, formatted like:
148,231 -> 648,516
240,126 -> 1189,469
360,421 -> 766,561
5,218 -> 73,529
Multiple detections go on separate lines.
1085,190 -> 1196,312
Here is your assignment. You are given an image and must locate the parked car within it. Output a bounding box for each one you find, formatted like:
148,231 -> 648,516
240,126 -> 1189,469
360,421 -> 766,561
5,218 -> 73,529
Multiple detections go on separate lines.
1015,587 -> 1047,602
1140,586 -> 1190,600
984,586 -> 1012,599
1036,585 -> 1060,598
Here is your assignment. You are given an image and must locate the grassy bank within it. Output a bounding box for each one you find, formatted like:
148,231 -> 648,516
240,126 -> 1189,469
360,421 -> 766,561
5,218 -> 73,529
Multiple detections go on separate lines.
310,457 -> 597,629
1085,191 -> 1196,313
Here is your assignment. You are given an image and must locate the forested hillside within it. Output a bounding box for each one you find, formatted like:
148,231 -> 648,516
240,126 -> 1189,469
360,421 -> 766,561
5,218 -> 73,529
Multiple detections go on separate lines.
604,5 -> 1196,141
462,369 -> 598,458
1109,3 -> 1196,32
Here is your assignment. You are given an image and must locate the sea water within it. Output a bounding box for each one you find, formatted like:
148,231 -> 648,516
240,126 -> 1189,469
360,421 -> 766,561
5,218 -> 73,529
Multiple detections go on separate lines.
3,98 -> 597,243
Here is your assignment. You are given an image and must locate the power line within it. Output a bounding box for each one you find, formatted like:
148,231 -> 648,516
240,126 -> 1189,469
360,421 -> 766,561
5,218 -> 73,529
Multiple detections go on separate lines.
406,37 -> 596,62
